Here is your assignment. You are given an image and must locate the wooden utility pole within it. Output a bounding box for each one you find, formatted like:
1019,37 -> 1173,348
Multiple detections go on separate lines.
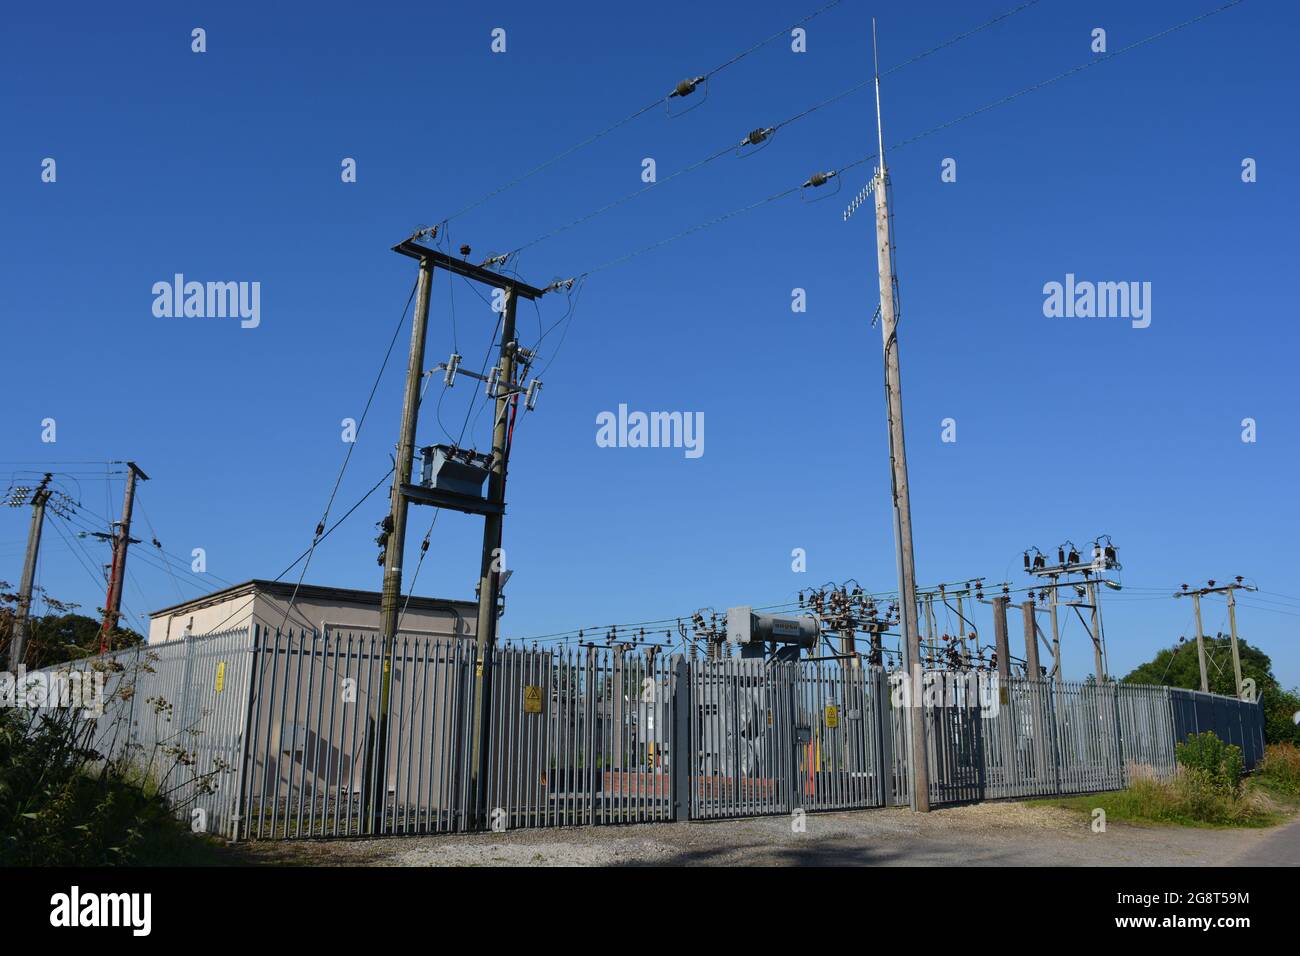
7,474 -> 53,670
383,235 -> 550,830
870,19 -> 928,812
377,258 -> 434,656
839,628 -> 858,665
1021,601 -> 1040,678
469,287 -> 519,815
99,462 -> 148,653
368,254 -> 434,832
992,596 -> 1011,682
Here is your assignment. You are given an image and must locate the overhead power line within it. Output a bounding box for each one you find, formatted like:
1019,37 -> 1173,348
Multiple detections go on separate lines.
277,278 -> 419,634
484,0 -> 1046,266
437,0 -> 849,225
187,465 -> 399,640
554,0 -> 1248,283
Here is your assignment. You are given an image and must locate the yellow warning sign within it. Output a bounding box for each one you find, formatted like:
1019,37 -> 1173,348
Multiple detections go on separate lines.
214,661 -> 226,693
524,684 -> 543,714
824,704 -> 839,728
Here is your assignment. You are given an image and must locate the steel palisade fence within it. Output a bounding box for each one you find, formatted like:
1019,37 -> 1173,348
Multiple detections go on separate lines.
22,625 -> 1266,839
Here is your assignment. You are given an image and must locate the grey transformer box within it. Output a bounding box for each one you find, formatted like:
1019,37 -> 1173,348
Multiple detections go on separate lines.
726,606 -> 819,660
420,444 -> 492,498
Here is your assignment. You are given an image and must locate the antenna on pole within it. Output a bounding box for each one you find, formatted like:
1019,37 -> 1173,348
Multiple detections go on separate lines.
872,17 -> 886,170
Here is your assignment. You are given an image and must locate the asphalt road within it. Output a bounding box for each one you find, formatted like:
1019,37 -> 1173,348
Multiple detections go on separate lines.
1227,815 -> 1300,866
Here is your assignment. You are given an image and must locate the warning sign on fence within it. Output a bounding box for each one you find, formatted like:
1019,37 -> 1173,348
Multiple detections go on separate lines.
523,685 -> 543,714
824,704 -> 839,728
214,661 -> 226,693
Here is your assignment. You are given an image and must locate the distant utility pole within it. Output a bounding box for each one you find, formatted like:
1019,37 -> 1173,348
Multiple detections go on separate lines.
866,19 -> 928,813
1174,578 -> 1256,697
1024,538 -> 1121,682
6,473 -> 54,670
99,461 -> 148,653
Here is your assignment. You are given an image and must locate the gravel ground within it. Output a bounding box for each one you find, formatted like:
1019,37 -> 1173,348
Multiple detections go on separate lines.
236,802 -> 1300,867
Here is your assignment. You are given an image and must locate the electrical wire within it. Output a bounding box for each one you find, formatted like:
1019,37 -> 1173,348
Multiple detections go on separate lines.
885,0 -> 1248,157
486,0 -> 1045,266
277,278 -> 420,634
437,0 -> 848,225
134,495 -> 186,602
556,0 -> 1247,283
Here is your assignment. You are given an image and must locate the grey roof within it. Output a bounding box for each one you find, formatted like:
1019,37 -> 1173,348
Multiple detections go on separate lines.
149,578 -> 476,618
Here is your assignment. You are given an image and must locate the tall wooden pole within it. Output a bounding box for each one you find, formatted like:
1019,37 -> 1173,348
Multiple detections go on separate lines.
469,287 -> 518,819
871,19 -> 928,812
369,255 -> 433,832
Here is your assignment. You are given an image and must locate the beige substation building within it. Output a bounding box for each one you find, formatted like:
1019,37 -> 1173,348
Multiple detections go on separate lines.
147,579 -> 478,644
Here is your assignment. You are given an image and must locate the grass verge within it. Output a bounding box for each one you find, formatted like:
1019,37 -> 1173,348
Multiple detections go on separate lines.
1029,774 -> 1294,829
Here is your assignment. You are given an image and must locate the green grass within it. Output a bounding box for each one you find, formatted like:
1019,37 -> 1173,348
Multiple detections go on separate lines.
1254,744 -> 1300,796
1029,775 -> 1287,829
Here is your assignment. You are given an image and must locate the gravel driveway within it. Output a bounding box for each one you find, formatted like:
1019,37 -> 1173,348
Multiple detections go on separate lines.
237,802 -> 1300,867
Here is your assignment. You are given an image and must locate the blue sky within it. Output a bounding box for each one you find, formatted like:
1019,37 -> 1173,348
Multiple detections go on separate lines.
3,0 -> 1297,687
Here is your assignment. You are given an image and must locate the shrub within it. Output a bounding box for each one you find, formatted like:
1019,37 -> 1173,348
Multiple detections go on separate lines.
1064,770 -> 1274,828
1176,731 -> 1244,797
1255,743 -> 1300,795
0,658 -> 228,866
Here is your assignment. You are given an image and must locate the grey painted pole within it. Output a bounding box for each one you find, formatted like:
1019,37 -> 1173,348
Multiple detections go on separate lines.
1087,581 -> 1105,682
1192,592 -> 1209,693
9,474 -> 52,670
1226,590 -> 1245,699
871,19 -> 928,812
1048,581 -> 1062,684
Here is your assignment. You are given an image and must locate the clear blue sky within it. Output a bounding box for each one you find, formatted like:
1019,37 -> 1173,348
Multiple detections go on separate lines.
3,0 -> 1297,687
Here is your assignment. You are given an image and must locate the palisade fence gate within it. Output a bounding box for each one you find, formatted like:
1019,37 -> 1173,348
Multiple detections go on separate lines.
26,626 -> 1265,840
